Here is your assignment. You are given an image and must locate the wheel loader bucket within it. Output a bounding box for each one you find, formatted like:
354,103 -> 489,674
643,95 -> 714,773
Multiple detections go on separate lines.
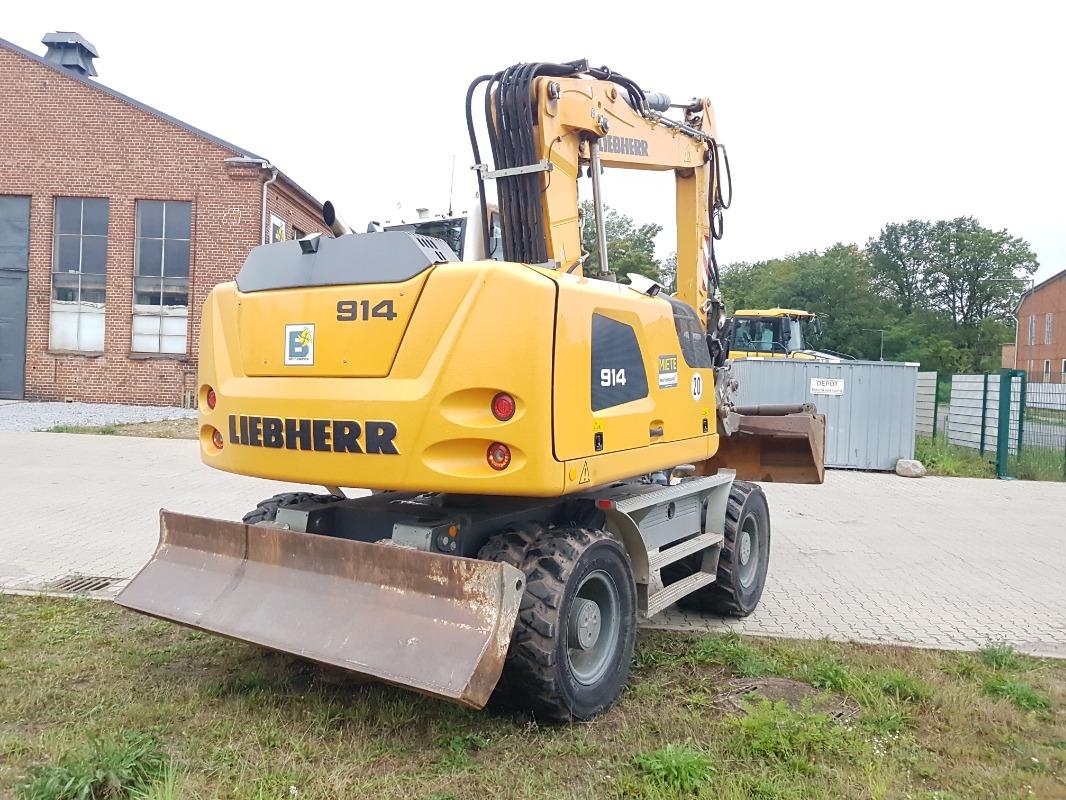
700,404 -> 826,484
116,510 -> 525,708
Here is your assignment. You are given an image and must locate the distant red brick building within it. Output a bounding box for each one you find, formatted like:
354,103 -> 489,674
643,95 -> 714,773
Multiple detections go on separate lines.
1003,268 -> 1066,382
0,32 -> 326,405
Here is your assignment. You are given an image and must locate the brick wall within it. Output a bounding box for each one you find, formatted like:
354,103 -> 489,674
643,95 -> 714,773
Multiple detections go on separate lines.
0,44 -> 325,405
1015,272 -> 1066,382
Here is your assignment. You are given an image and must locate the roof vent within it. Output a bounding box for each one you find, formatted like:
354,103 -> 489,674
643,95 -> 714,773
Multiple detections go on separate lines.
42,32 -> 99,77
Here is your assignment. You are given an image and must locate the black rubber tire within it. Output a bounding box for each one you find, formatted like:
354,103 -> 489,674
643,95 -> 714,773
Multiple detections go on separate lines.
242,492 -> 343,525
480,526 -> 637,722
661,480 -> 771,617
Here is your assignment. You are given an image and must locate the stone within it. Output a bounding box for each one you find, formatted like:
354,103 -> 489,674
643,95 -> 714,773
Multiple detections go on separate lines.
895,458 -> 927,478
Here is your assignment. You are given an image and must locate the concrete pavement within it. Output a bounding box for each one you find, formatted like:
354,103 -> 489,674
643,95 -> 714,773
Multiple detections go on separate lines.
1,430 -> 1064,657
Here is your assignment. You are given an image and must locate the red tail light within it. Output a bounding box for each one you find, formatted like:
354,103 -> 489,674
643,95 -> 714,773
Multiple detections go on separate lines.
206,387 -> 217,410
487,442 -> 511,470
211,428 -> 224,449
491,392 -> 516,421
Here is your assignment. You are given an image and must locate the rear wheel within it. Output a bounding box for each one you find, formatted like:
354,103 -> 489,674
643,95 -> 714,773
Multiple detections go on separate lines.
480,526 -> 637,722
661,480 -> 770,616
242,492 -> 343,525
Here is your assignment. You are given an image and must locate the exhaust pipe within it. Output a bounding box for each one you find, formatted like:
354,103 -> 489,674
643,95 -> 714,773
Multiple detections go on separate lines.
322,200 -> 352,237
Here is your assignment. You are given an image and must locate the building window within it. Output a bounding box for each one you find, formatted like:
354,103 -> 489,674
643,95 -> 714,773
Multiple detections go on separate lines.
1044,360 -> 1052,382
133,200 -> 191,354
1046,313 -> 1054,345
269,213 -> 285,243
1062,359 -> 1066,384
1027,314 -> 1036,346
49,197 -> 108,351
292,227 -> 305,241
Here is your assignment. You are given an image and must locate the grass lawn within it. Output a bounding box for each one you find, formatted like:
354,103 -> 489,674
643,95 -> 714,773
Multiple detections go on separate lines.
914,436 -> 1065,481
2,597 -> 1064,799
45,418 -> 197,440
914,436 -> 997,478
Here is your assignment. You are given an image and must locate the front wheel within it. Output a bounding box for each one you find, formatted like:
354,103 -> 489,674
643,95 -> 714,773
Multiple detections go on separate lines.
662,480 -> 770,616
481,527 -> 637,722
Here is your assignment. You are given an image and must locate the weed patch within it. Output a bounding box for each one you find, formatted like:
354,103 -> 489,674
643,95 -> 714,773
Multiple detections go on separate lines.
914,436 -> 995,478
726,698 -> 864,770
799,655 -> 852,694
982,676 -> 1050,711
870,668 -> 933,703
686,632 -> 781,676
978,643 -> 1028,672
632,744 -> 715,794
16,732 -> 168,800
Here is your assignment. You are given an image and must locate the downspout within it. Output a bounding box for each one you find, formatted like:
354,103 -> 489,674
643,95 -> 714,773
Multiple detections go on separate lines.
261,166 -> 279,245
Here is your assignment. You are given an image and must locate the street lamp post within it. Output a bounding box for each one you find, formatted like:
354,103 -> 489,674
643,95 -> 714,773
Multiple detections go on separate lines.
863,328 -> 886,361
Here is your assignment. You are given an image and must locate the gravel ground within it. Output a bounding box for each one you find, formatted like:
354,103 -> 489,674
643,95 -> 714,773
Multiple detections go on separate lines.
0,401 -> 196,431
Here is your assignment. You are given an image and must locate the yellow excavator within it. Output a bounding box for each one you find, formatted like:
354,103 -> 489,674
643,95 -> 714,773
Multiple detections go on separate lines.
726,308 -> 849,362
117,60 -> 825,722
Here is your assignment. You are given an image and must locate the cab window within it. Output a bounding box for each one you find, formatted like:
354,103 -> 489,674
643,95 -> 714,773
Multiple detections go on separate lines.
386,218 -> 466,259
732,318 -> 784,353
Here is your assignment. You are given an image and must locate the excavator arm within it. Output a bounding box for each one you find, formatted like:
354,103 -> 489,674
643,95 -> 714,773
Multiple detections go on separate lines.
468,61 -> 728,329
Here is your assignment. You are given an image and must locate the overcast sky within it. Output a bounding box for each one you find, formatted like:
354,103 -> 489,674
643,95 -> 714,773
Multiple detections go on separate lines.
7,1 -> 1065,283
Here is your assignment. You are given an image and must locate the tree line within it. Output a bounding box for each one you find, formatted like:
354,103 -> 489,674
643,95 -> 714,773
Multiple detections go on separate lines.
581,201 -> 1038,371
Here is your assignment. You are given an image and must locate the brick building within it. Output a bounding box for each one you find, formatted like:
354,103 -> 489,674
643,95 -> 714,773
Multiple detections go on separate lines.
1002,267 -> 1066,382
0,32 -> 327,405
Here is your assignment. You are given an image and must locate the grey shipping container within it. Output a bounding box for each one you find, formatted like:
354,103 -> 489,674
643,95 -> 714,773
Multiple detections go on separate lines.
731,359 -> 918,470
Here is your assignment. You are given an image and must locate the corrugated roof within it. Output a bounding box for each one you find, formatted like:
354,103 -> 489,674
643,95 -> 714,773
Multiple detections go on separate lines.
0,35 -> 323,211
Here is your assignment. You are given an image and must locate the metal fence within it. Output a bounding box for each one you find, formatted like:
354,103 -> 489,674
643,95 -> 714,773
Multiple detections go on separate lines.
916,371 -> 936,435
946,374 -> 1017,456
918,369 -> 1066,481
732,358 -> 917,470
999,370 -> 1066,480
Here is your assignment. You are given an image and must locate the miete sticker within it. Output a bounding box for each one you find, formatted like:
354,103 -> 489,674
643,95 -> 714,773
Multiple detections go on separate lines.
658,354 -> 679,389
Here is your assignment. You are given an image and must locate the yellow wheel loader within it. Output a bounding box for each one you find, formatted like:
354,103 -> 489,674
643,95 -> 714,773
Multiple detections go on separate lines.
118,60 -> 825,722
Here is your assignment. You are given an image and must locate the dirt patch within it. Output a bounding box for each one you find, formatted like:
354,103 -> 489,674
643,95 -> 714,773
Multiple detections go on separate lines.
713,676 -> 861,720
114,417 -> 197,439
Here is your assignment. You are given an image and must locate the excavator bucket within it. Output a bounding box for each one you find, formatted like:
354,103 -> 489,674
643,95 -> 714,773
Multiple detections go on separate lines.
701,404 -> 827,484
116,510 -> 525,708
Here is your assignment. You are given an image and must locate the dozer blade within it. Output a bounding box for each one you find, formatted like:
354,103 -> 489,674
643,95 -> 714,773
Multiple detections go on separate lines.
700,404 -> 826,484
116,510 -> 525,708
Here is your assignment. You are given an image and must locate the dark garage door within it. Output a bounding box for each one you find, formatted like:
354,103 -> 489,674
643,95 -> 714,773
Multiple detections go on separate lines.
0,196 -> 30,400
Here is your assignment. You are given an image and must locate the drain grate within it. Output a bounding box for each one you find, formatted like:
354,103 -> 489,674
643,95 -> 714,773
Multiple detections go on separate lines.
45,575 -> 121,594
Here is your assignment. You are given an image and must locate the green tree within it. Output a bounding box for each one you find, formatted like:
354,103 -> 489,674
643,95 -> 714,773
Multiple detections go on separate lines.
867,220 -> 935,315
580,201 -> 662,283
659,252 -> 677,292
925,217 -> 1037,326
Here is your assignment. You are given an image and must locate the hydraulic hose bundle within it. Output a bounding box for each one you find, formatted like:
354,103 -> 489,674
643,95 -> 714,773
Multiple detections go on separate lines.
466,60 -> 652,264
466,58 -> 731,302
